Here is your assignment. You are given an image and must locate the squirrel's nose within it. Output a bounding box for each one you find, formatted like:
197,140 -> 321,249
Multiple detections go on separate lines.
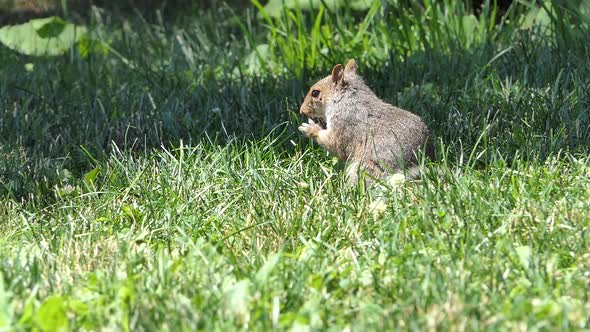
300,104 -> 311,116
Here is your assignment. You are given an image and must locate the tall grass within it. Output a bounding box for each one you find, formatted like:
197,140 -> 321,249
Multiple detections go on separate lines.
0,0 -> 590,330
240,0 -> 590,165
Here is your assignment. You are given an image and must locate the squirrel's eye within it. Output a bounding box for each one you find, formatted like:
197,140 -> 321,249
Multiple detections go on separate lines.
311,90 -> 320,98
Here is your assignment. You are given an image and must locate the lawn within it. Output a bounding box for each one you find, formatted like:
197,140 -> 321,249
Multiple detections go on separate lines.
1,0 -> 590,330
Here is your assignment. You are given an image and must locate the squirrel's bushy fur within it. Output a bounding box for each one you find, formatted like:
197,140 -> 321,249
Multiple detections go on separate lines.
299,59 -> 434,183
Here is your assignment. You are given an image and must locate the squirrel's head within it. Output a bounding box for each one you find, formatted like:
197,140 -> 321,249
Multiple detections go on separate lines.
299,59 -> 358,127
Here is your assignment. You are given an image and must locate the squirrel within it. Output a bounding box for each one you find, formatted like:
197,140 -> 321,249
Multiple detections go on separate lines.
298,59 -> 435,184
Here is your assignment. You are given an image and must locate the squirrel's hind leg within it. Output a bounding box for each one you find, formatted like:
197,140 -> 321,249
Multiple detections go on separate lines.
344,161 -> 379,188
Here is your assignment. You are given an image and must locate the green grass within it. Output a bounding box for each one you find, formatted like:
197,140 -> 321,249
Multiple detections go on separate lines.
1,0 -> 590,330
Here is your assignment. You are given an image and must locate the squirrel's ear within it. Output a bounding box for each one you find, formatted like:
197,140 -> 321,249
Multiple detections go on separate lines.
331,64 -> 344,83
344,59 -> 357,75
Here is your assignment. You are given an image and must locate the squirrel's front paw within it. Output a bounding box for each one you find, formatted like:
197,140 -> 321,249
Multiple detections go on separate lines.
299,122 -> 321,138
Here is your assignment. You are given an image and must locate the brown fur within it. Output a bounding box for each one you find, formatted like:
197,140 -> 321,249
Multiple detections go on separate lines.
299,59 -> 434,183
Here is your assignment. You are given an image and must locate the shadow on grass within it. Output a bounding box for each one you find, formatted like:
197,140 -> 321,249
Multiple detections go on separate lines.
1,26 -> 589,199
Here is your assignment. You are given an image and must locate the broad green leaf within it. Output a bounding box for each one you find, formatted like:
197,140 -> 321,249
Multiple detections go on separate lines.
349,0 -> 374,11
0,16 -> 87,56
263,0 -> 371,18
36,296 -> 69,332
520,5 -> 552,30
83,167 -> 100,186
35,16 -> 67,38
121,205 -> 142,221
77,35 -> 110,59
462,14 -> 479,36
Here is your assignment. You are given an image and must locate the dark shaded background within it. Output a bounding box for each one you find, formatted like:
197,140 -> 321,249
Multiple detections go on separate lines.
1,0 -> 514,25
